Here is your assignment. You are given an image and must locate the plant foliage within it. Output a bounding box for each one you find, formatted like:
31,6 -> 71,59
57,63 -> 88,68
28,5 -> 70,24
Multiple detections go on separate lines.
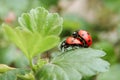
36,48 -> 110,80
2,7 -> 63,59
1,7 -> 110,80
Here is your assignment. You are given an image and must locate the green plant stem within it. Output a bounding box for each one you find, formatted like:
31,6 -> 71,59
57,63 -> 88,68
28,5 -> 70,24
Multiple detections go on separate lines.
29,57 -> 35,72
29,58 -> 33,68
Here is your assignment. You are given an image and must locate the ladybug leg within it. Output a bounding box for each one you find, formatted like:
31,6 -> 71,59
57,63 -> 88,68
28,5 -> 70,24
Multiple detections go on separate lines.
78,44 -> 83,48
63,44 -> 69,51
84,44 -> 88,48
71,44 -> 79,50
73,44 -> 83,49
71,44 -> 75,50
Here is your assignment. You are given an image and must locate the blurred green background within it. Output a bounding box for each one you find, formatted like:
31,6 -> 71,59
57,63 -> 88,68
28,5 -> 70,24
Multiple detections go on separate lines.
0,0 -> 120,80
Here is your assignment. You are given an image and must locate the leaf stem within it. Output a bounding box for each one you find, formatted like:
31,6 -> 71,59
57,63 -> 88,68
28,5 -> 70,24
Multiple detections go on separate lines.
29,57 -> 33,68
29,56 -> 35,72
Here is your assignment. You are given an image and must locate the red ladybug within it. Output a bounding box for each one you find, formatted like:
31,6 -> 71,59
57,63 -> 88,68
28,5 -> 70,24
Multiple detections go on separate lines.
72,30 -> 92,47
60,36 -> 83,51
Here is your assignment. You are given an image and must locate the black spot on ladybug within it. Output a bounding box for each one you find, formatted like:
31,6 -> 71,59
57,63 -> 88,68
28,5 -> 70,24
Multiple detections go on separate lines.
82,34 -> 84,36
88,40 -> 91,42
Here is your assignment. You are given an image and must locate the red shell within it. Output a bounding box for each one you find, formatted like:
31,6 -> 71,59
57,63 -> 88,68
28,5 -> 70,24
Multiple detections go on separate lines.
66,36 -> 83,45
78,30 -> 92,47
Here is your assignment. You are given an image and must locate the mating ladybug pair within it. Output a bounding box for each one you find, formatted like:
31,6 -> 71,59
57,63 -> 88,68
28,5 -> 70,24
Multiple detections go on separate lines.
60,30 -> 92,51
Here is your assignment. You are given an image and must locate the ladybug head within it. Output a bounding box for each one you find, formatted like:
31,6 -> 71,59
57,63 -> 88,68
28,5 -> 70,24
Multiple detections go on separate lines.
60,41 -> 66,50
72,31 -> 78,37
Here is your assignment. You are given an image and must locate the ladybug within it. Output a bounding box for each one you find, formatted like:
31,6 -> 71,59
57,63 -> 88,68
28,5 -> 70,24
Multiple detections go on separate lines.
60,36 -> 83,51
72,30 -> 92,47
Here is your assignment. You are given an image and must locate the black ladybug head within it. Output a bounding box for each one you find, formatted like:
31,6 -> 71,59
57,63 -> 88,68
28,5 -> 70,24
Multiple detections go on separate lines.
60,41 -> 66,50
72,31 -> 78,37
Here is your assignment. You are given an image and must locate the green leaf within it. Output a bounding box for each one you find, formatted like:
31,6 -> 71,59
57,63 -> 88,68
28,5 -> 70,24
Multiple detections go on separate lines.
2,7 -> 63,58
2,24 -> 30,58
31,35 -> 59,57
0,68 -> 30,80
93,41 -> 116,64
97,64 -> 120,80
0,64 -> 15,73
17,72 -> 35,80
2,24 -> 60,58
36,48 -> 110,80
18,7 -> 63,36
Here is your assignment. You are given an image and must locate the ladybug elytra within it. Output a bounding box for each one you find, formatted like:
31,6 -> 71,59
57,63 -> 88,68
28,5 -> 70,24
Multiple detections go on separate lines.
60,36 -> 83,51
72,30 -> 92,47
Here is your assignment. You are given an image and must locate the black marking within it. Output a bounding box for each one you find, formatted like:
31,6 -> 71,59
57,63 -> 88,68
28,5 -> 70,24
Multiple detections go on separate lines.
88,40 -> 91,42
82,34 -> 84,36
